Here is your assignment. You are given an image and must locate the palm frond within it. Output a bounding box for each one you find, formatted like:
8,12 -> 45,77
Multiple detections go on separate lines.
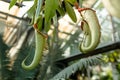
60,29 -> 81,54
0,35 -> 12,80
51,55 -> 102,80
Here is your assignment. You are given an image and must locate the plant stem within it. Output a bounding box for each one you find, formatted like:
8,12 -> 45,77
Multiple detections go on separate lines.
53,14 -> 59,46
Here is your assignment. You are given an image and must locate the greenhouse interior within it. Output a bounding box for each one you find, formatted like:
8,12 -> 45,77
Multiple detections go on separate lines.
0,0 -> 120,80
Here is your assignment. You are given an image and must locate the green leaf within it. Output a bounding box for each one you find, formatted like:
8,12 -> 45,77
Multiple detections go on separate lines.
27,0 -> 37,18
44,0 -> 59,32
65,0 -> 77,22
9,0 -> 17,9
66,0 -> 77,5
44,19 -> 51,32
57,6 -> 65,16
36,15 -> 43,31
45,0 -> 59,21
27,4 -> 36,18
27,0 -> 37,25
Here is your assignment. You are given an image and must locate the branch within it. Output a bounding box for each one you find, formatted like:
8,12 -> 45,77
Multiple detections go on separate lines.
0,11 -> 28,21
55,41 -> 120,64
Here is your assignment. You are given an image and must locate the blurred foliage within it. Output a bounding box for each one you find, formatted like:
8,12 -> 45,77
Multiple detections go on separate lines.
0,35 -> 39,80
0,0 -> 120,80
0,35 -> 11,80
